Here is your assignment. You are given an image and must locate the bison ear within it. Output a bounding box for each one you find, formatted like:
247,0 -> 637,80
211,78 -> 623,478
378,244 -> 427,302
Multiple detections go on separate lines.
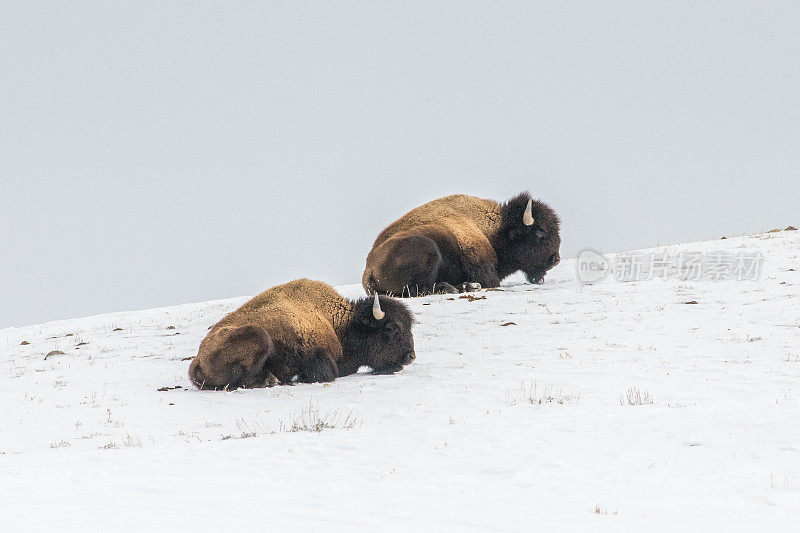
355,297 -> 387,328
360,313 -> 382,327
509,226 -> 544,242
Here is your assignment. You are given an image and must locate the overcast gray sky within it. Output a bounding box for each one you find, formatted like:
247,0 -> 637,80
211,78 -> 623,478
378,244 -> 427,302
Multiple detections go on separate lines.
2,1 -> 798,329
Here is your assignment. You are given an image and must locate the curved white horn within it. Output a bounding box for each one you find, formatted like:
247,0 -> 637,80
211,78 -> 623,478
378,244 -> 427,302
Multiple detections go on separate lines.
372,293 -> 385,320
522,198 -> 534,226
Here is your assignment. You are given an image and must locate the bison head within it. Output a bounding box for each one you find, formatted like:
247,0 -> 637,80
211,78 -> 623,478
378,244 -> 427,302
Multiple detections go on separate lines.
496,192 -> 561,284
188,324 -> 276,390
346,294 -> 416,373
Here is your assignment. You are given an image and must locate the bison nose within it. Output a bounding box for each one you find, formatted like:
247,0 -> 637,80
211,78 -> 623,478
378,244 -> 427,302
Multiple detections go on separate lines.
549,252 -> 560,267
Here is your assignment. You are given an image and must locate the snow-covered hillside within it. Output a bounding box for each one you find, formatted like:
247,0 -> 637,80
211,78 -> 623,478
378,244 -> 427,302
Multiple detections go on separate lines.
1,230 -> 799,531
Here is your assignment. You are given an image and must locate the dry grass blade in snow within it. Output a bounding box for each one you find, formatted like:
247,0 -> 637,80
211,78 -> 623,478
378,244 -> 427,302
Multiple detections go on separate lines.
281,403 -> 361,433
621,387 -> 654,406
506,381 -> 580,406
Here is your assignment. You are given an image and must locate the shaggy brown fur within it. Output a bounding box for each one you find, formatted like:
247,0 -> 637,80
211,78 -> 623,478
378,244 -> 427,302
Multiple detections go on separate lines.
362,192 -> 561,295
188,279 -> 415,390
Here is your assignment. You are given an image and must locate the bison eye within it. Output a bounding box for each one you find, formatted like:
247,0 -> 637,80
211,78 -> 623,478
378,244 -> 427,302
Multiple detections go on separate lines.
534,228 -> 545,239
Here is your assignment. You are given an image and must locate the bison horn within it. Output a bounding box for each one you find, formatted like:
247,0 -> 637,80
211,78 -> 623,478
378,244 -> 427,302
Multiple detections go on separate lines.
522,198 -> 535,226
372,293 -> 385,320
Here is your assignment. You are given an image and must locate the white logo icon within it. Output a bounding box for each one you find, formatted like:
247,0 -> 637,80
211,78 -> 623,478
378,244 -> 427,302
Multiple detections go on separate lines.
576,249 -> 610,283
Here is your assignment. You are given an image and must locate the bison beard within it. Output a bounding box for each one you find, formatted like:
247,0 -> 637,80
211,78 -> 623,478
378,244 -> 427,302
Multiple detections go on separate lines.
362,192 -> 561,296
189,280 -> 415,390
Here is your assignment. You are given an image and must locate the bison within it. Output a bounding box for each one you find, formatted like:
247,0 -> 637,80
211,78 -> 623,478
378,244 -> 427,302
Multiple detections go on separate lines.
362,192 -> 561,296
188,279 -> 415,390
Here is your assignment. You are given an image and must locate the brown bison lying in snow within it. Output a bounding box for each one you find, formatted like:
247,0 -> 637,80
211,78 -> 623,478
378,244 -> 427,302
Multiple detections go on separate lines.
189,279 -> 415,390
362,192 -> 561,296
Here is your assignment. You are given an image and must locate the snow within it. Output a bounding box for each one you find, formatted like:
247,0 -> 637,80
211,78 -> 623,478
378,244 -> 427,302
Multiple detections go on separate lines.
1,230 -> 799,531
